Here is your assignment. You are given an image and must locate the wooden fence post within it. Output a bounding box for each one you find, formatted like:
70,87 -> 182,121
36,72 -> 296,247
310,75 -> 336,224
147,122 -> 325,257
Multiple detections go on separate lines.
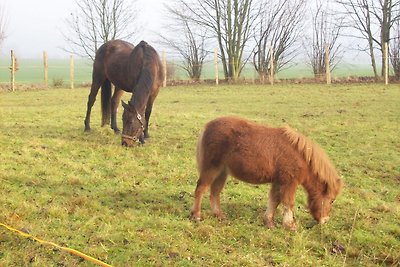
70,55 -> 74,89
214,48 -> 219,85
269,46 -> 274,85
10,50 -> 15,92
43,51 -> 48,88
384,42 -> 389,85
325,45 -> 331,85
162,51 -> 167,87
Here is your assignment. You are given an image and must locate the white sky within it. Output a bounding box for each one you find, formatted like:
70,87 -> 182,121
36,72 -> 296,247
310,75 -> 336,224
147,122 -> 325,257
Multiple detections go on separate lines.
1,0 -> 166,58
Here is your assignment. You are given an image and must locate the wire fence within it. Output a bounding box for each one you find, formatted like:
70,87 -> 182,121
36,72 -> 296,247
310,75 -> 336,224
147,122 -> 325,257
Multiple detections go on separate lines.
0,48 -> 397,91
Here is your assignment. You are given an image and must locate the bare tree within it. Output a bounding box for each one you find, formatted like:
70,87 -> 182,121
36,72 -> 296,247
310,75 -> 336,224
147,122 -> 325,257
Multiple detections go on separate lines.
63,0 -> 138,60
161,4 -> 209,81
337,0 -> 400,80
168,0 -> 259,81
0,4 -> 8,47
253,0 -> 306,82
305,0 -> 344,79
390,19 -> 400,78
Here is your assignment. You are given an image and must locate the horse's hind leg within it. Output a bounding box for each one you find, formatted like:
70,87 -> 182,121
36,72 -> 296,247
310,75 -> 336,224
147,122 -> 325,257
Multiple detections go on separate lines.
84,78 -> 104,131
111,88 -> 124,133
191,168 -> 222,221
263,182 -> 281,228
210,170 -> 228,220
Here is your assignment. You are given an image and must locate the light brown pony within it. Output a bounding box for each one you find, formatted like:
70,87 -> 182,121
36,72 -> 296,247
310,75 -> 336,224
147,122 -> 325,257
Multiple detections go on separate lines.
191,116 -> 343,230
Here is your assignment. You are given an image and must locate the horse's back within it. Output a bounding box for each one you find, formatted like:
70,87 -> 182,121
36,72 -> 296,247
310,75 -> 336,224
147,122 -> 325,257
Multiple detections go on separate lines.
92,40 -> 136,89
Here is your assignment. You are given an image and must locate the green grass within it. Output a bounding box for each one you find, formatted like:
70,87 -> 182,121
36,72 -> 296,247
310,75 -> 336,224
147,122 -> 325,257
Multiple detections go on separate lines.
0,84 -> 399,266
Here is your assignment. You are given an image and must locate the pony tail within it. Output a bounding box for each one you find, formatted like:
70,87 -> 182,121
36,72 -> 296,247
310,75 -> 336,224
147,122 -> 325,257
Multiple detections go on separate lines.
283,126 -> 341,193
101,79 -> 112,126
196,130 -> 205,173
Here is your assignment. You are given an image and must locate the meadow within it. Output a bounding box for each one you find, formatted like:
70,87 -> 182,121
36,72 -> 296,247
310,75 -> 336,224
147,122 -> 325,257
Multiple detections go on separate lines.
0,83 -> 399,266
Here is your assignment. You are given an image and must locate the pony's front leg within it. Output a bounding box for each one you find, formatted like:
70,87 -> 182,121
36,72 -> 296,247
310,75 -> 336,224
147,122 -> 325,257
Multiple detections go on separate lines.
282,206 -> 297,230
280,182 -> 298,230
263,183 -> 280,228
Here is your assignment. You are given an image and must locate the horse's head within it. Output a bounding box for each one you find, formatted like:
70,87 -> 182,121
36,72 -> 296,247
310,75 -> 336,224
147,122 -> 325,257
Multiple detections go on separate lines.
308,177 -> 342,224
121,100 -> 145,147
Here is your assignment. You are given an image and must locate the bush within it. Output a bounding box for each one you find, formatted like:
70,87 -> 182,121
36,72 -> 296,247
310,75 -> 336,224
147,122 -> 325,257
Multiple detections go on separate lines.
52,77 -> 64,88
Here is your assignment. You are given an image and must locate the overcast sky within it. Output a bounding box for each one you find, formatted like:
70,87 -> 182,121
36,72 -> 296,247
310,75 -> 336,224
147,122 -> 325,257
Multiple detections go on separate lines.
1,0 -> 166,58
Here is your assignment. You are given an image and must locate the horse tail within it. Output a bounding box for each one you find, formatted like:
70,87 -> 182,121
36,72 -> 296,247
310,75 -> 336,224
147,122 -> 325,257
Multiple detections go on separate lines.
196,130 -> 205,173
101,79 -> 112,126
283,126 -> 341,193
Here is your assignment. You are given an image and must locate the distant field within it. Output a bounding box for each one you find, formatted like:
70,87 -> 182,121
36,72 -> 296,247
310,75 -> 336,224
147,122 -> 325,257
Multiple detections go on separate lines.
0,57 -> 376,87
0,84 -> 399,266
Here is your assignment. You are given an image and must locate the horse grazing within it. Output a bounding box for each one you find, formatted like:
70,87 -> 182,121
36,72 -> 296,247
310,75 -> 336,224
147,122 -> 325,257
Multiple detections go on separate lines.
191,117 -> 343,230
84,39 -> 164,146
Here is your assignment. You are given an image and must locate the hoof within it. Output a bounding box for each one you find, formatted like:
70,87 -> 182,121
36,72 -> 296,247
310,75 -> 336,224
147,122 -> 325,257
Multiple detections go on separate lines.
190,212 -> 201,222
263,217 -> 276,229
139,136 -> 146,144
283,222 -> 297,231
213,213 -> 225,221
113,128 -> 121,134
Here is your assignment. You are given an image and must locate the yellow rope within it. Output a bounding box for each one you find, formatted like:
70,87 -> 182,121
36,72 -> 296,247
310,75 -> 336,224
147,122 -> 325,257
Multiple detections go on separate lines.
0,222 -> 113,267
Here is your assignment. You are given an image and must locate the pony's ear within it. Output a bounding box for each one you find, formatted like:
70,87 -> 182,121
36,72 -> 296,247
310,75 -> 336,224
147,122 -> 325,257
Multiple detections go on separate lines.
121,100 -> 129,109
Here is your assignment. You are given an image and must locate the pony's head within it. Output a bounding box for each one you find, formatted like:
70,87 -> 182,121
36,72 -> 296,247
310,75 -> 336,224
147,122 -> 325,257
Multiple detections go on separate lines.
308,176 -> 343,224
121,100 -> 145,146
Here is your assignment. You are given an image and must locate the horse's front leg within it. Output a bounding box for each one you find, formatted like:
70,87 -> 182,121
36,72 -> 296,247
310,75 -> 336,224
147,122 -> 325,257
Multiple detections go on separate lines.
111,88 -> 124,134
143,102 -> 153,139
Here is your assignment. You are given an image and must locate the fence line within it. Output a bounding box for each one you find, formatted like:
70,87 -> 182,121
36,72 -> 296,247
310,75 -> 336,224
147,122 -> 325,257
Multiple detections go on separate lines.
1,45 -> 397,91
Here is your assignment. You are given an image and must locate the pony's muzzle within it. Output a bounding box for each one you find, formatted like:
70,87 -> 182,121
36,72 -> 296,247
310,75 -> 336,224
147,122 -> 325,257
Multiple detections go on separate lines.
319,216 -> 330,224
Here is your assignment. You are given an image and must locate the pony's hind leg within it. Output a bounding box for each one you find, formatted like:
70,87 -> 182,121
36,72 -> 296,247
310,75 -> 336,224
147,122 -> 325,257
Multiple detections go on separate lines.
191,168 -> 222,221
263,182 -> 281,228
110,88 -> 124,133
210,170 -> 228,220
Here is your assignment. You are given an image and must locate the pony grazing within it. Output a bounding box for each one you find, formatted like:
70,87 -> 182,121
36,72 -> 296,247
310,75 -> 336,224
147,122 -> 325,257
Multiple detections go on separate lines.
84,39 -> 164,146
191,116 -> 343,230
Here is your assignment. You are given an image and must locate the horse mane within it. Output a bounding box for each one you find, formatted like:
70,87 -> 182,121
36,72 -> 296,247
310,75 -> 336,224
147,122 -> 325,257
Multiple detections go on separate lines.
131,41 -> 163,109
283,126 -> 341,193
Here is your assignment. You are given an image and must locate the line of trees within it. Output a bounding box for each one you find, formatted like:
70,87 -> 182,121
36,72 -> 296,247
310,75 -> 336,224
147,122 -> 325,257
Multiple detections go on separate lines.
159,0 -> 400,82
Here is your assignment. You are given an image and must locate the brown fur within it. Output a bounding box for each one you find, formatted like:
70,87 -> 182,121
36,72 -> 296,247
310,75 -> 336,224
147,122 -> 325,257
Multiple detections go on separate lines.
192,116 -> 343,229
84,40 -> 164,146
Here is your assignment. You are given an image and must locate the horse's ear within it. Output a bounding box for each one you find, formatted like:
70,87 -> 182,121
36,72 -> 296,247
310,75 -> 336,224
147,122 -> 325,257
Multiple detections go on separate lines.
121,100 -> 129,109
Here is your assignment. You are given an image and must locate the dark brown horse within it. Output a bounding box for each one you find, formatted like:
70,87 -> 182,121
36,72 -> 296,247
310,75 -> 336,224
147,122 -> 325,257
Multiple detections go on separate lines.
191,117 -> 343,230
84,39 -> 164,146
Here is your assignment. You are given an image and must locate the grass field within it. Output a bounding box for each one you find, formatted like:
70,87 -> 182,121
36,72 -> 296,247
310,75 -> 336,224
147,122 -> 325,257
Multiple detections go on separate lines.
0,84 -> 399,266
